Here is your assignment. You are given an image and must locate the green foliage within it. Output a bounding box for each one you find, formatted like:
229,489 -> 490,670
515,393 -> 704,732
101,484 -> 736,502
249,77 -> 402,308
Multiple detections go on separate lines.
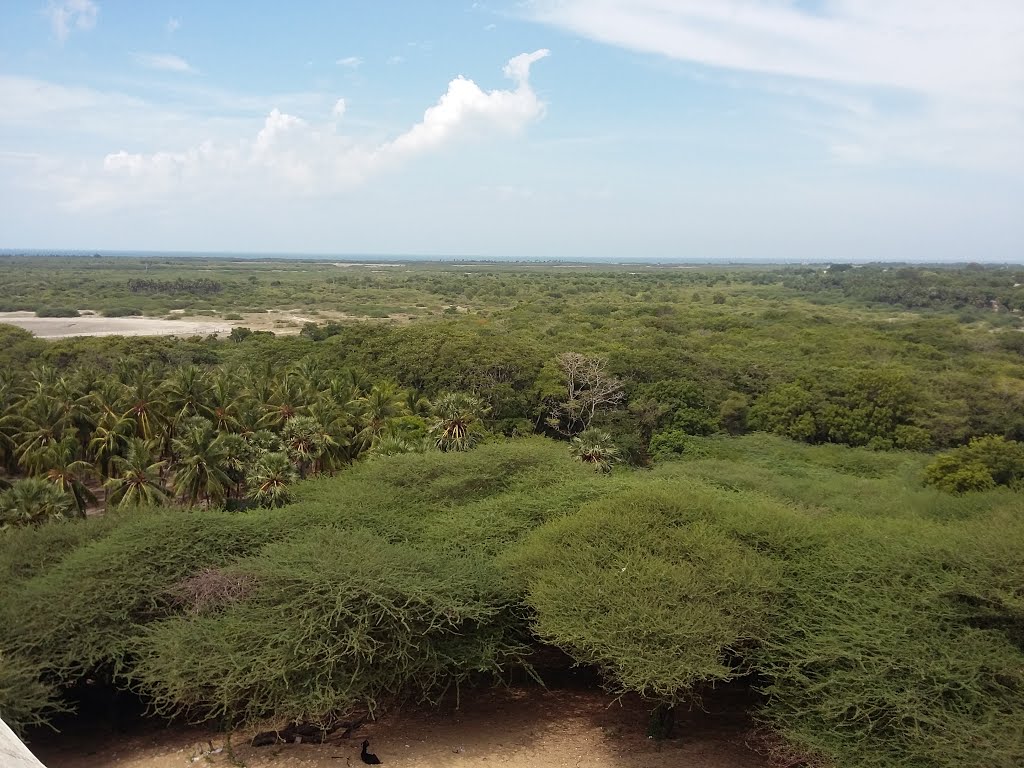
105,438 -> 168,508
569,428 -> 621,472
245,451 -> 297,507
749,369 -> 921,448
924,435 -> 1024,493
132,528 -> 525,725
429,392 -> 488,451
3,257 -> 1024,765
1,436 -> 1022,767
506,485 -> 780,701
0,477 -> 74,527
2,508 -> 290,688
649,429 -> 709,460
35,307 -> 80,317
171,418 -> 233,505
0,651 -> 63,733
751,515 -> 1024,768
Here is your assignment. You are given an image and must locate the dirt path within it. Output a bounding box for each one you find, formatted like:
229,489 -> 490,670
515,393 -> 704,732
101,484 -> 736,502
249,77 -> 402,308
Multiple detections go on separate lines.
31,687 -> 767,768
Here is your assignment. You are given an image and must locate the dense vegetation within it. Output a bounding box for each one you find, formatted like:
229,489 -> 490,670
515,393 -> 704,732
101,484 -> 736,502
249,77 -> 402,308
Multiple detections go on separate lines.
1,256 -> 1022,767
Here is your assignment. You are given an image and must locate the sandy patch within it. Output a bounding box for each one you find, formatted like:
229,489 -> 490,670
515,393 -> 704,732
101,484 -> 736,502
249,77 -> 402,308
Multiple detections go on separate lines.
0,312 -> 230,339
31,687 -> 766,768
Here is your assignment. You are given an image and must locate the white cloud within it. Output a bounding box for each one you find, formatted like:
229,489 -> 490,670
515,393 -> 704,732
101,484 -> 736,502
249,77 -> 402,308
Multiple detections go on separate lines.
387,55 -> 406,65
46,0 -> 98,43
36,50 -> 550,210
133,53 -> 197,74
166,17 -> 181,34
383,49 -> 549,157
527,0 -> 1024,169
336,56 -> 363,68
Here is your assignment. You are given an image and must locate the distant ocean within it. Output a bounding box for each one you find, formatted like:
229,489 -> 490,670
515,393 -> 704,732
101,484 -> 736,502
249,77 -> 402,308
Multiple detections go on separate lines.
0,249 -> 1015,266
0,248 -> 777,265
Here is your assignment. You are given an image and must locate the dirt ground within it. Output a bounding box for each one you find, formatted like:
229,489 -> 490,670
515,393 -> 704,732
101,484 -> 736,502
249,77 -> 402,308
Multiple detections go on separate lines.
31,687 -> 768,768
0,312 -> 230,339
0,309 -> 413,339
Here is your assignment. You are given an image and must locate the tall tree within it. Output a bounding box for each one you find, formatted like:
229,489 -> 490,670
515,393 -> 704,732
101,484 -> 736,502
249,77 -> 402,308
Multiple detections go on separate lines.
105,438 -> 169,509
245,451 -> 297,508
545,353 -> 625,436
429,393 -> 488,452
41,436 -> 96,517
171,419 -> 233,506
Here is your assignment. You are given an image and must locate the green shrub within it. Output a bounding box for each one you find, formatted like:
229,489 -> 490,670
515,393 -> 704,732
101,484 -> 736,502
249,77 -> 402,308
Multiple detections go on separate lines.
101,307 -> 143,317
649,429 -> 709,459
924,435 -> 1024,493
35,307 -> 80,318
752,515 -> 1024,768
132,529 -> 525,725
506,484 -> 781,702
0,651 -> 63,733
2,509 -> 291,684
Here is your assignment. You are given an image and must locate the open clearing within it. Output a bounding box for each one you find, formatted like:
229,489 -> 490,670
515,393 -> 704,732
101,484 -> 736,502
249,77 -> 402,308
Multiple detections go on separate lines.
0,312 -> 230,339
30,687 -> 766,768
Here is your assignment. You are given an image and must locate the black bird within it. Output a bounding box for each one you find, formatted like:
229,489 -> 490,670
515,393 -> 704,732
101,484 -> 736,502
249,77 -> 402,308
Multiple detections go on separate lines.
360,739 -> 382,765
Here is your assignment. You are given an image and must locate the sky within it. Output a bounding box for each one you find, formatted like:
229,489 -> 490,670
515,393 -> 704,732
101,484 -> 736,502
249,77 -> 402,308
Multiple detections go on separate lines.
1,1 -> 1022,261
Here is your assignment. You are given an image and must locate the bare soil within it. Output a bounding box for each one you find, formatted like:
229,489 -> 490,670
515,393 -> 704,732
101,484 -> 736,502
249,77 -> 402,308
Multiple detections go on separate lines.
31,687 -> 767,768
0,313 -> 230,339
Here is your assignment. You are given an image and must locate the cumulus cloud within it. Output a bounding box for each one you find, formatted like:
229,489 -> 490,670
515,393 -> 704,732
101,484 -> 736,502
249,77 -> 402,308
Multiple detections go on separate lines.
133,53 -> 197,74
47,0 -> 98,43
527,0 -> 1024,169
382,49 -> 549,157
336,56 -> 363,68
48,50 -> 550,209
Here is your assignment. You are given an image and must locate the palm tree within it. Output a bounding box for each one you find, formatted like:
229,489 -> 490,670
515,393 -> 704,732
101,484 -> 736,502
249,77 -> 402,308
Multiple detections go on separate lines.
122,366 -> 167,442
11,397 -> 67,475
0,477 -> 74,527
280,415 -> 328,478
89,412 -> 135,479
290,359 -> 326,398
569,428 -> 621,473
403,388 -> 432,417
359,382 -> 407,434
170,419 -> 233,506
306,401 -> 353,472
163,365 -> 213,424
260,376 -> 307,430
0,374 -> 23,472
214,432 -> 252,499
49,374 -> 94,452
245,451 -> 297,507
106,438 -> 169,508
208,368 -> 243,433
429,393 -> 488,452
42,436 -> 96,517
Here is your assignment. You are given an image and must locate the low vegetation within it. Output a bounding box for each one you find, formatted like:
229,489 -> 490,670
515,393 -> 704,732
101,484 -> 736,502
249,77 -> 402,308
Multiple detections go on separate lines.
0,256 -> 1022,767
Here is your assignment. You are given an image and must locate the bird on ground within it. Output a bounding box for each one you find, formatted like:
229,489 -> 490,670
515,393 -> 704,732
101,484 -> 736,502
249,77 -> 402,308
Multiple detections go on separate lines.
361,739 -> 382,765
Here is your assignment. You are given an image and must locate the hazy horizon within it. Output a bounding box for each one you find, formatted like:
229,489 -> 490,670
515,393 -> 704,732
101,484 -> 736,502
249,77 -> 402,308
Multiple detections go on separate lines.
4,247 -> 1023,267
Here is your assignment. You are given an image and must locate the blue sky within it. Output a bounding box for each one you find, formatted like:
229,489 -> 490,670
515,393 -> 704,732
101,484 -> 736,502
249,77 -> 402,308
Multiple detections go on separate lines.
1,1 -> 1022,261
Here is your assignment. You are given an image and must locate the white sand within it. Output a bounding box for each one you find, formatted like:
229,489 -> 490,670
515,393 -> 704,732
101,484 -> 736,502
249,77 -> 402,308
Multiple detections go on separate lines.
0,312 -> 231,339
